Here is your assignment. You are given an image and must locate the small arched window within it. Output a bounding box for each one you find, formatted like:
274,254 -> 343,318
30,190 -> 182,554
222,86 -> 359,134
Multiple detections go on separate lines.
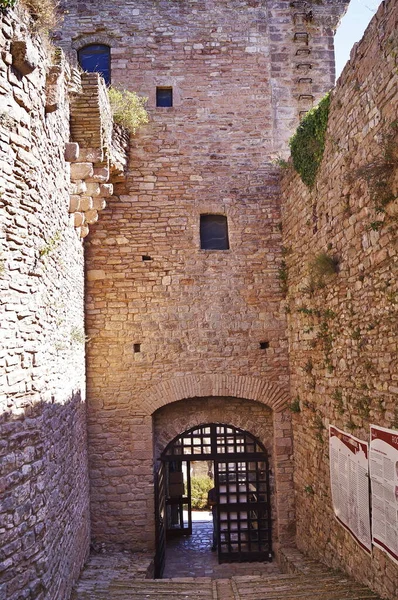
78,44 -> 111,85
200,214 -> 229,250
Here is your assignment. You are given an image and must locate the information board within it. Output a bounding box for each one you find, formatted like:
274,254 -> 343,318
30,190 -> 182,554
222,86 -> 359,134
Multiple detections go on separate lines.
329,425 -> 371,553
370,425 -> 398,565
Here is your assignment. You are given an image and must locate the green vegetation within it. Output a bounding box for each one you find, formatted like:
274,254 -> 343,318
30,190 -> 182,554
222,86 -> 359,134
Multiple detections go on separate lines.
289,93 -> 331,188
288,397 -> 301,413
190,475 -> 213,510
278,259 -> 288,296
312,413 -> 325,443
0,0 -> 17,10
70,326 -> 90,346
39,231 -> 61,258
303,358 -> 313,374
356,396 -> 371,419
310,252 -> 338,279
354,121 -> 397,213
108,87 -> 149,134
332,389 -> 344,415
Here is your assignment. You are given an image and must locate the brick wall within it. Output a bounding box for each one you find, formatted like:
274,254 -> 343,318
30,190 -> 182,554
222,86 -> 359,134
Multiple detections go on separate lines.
281,0 -> 398,598
0,9 -> 90,600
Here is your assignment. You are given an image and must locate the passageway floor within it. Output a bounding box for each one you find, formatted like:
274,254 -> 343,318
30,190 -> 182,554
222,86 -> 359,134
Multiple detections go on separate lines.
163,520 -> 280,578
72,523 -> 382,600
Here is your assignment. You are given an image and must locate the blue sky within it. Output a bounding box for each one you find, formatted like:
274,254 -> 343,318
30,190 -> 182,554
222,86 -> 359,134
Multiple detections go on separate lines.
334,0 -> 383,79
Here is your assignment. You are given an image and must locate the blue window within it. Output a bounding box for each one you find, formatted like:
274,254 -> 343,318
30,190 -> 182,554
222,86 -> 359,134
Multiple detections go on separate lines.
156,87 -> 173,107
200,215 -> 229,250
78,44 -> 111,85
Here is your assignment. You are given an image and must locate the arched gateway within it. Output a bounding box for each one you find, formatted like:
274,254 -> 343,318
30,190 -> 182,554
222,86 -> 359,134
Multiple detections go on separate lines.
155,422 -> 272,577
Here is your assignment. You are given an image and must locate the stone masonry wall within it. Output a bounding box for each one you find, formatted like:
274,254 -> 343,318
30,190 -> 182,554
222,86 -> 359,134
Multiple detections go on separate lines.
59,0 -> 348,156
0,8 -> 90,600
56,0 -> 340,555
281,0 -> 398,598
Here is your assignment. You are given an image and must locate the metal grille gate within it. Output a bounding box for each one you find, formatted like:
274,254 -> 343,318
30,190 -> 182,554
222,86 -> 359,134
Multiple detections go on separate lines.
155,423 -> 272,571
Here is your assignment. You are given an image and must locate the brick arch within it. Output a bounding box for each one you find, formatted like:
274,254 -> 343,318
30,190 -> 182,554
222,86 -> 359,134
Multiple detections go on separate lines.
71,34 -> 116,52
138,374 -> 290,415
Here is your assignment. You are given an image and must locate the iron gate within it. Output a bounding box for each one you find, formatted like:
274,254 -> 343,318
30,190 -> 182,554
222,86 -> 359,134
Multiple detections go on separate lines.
158,423 -> 272,564
154,461 -> 166,578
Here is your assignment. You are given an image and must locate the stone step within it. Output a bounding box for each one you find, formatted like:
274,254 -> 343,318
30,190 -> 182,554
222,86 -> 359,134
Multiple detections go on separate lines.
71,549 -> 382,600
73,573 -> 381,600
214,578 -> 236,600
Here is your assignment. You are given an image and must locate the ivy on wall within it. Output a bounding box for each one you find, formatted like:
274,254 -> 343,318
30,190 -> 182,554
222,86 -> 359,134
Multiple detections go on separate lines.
289,93 -> 331,188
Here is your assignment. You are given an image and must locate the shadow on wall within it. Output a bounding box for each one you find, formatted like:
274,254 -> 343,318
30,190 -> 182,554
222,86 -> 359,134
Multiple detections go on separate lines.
0,391 -> 90,600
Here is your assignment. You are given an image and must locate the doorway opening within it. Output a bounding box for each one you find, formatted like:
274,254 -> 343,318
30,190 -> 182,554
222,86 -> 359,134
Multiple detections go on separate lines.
154,423 -> 272,578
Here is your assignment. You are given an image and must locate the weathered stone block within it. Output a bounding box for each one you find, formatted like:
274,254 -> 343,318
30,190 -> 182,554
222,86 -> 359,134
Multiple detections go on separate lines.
74,212 -> 85,227
70,181 -> 87,195
85,183 -> 101,197
70,162 -> 94,181
79,197 -> 93,211
98,184 -> 113,198
69,195 -> 81,213
45,66 -> 63,113
87,270 -> 106,281
10,40 -> 39,76
93,198 -> 107,211
88,167 -> 109,183
80,224 -> 90,238
65,143 -> 80,163
77,148 -> 103,163
84,209 -> 99,224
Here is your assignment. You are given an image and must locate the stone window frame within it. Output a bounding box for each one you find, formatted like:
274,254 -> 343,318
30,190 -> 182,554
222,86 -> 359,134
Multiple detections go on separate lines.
151,78 -> 181,109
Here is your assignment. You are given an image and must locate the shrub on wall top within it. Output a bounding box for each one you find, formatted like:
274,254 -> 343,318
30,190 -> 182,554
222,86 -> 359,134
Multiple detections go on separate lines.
0,0 -> 59,31
108,87 -> 149,134
289,92 -> 331,188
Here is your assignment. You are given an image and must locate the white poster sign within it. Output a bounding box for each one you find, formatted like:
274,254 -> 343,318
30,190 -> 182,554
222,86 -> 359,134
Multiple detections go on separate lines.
329,425 -> 371,553
370,425 -> 398,565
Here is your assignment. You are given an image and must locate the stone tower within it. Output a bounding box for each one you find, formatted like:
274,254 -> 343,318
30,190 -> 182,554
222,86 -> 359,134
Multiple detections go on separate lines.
58,0 -> 349,559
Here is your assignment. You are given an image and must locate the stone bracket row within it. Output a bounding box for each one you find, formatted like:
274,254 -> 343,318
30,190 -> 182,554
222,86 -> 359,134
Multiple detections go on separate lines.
65,143 -> 113,238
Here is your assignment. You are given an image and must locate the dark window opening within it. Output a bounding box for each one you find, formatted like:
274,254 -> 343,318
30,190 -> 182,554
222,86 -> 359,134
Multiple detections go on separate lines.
259,341 -> 270,350
133,343 -> 141,353
142,255 -> 153,261
78,44 -> 111,85
156,87 -> 173,107
200,215 -> 229,250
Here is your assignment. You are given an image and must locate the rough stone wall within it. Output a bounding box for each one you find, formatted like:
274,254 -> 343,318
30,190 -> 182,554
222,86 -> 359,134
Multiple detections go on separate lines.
0,8 -> 90,600
281,0 -> 398,598
56,0 -> 343,554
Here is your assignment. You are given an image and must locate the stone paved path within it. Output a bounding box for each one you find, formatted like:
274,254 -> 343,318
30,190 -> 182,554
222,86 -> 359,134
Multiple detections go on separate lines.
163,520 -> 280,579
72,524 -> 382,600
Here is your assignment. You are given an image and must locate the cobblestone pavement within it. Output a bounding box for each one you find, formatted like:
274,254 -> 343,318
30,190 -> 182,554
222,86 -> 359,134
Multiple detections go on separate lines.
163,520 -> 280,579
72,533 -> 382,600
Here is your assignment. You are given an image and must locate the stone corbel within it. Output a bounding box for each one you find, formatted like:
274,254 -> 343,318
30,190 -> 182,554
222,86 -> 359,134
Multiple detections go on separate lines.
45,66 -> 63,113
64,143 -> 113,238
10,39 -> 39,75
